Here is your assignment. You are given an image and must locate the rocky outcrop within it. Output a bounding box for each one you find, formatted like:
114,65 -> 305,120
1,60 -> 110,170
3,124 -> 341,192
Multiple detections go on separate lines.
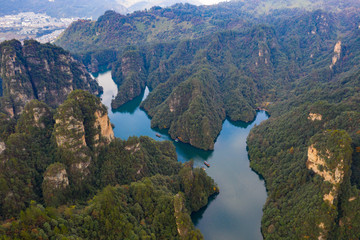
0,142 -> 5,154
318,222 -> 326,240
308,113 -> 322,121
42,162 -> 69,206
330,40 -> 341,69
307,145 -> 344,204
53,90 -> 114,180
43,163 -> 69,189
124,142 -> 141,153
0,39 -> 101,116
54,103 -> 90,178
94,109 -> 114,146
307,130 -> 353,239
15,100 -> 53,134
111,50 -> 146,109
55,115 -> 87,149
169,93 -> 181,113
174,193 -> 192,238
0,40 -> 35,115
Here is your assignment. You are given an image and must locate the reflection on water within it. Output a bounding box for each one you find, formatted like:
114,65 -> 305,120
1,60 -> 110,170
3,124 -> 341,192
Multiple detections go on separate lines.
95,71 -> 268,240
191,113 -> 268,240
191,193 -> 218,226
113,90 -> 146,114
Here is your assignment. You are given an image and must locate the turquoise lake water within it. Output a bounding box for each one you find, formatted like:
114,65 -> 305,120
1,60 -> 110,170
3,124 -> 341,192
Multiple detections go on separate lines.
96,71 -> 268,240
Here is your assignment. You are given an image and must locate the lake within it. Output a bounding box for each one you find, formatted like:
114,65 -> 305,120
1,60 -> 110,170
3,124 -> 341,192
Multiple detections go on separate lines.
96,71 -> 268,240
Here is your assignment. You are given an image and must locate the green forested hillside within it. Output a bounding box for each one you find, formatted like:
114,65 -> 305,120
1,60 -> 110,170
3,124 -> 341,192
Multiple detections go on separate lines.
0,91 -> 217,239
7,1 -> 360,239
56,3 -> 360,150
54,1 -> 360,239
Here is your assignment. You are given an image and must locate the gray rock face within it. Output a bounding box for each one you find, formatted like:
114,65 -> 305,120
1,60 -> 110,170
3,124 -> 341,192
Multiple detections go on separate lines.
0,39 -> 102,116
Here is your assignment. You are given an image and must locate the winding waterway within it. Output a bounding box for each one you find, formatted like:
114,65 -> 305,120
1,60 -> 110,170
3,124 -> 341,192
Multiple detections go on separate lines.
95,71 -> 268,240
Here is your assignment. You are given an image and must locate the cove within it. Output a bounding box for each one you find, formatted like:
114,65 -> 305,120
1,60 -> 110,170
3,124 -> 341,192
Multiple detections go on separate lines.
95,71 -> 268,240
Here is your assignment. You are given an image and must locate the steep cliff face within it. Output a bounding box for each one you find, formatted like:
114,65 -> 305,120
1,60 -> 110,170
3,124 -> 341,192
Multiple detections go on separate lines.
330,40 -> 341,69
0,40 -> 35,115
0,39 -> 102,116
307,145 -> 345,204
307,130 -> 353,239
111,50 -> 146,109
143,68 -> 225,150
53,90 -> 114,179
54,101 -> 87,151
94,109 -> 114,146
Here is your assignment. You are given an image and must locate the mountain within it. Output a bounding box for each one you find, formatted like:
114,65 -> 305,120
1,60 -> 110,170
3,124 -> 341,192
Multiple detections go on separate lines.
232,0 -> 360,14
56,4 -> 357,150
247,70 -> 360,238
0,39 -> 101,117
55,0 -> 360,54
55,2 -> 360,239
0,90 -> 218,239
0,0 -> 206,19
125,0 -> 202,12
55,3 -> 251,54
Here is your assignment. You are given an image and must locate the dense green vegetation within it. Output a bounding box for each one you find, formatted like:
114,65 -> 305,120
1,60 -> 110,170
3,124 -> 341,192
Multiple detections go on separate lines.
0,91 -> 217,239
57,2 -> 360,150
0,0 -> 359,239
247,71 -> 360,238
0,173 -> 210,240
54,1 -> 360,238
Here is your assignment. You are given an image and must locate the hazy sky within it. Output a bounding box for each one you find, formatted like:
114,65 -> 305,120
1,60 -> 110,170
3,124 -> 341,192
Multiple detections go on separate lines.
198,0 -> 226,5
121,0 -> 228,8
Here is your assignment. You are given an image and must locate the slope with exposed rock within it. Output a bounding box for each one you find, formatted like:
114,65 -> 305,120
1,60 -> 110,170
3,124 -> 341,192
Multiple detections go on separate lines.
0,39 -> 101,117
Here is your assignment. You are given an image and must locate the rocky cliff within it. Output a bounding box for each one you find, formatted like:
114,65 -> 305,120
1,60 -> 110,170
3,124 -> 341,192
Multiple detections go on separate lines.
307,144 -> 345,204
174,192 -> 194,239
142,68 -> 225,150
0,39 -> 101,116
307,130 -> 353,239
53,90 -> 114,180
111,50 -> 146,109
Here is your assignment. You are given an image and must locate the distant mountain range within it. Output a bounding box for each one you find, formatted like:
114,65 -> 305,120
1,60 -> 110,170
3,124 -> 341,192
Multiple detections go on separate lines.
0,0 -> 202,19
3,0 -> 360,19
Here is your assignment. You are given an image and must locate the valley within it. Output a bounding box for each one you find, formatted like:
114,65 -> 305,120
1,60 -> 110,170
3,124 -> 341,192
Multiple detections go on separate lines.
96,70 -> 268,239
0,0 -> 360,239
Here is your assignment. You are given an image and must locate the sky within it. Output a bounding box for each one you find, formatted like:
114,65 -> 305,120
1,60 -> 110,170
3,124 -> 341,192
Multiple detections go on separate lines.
120,0 -> 227,8
198,0 -> 226,5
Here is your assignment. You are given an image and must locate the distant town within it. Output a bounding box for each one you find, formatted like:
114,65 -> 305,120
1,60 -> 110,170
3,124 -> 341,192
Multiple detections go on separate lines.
0,12 -> 85,43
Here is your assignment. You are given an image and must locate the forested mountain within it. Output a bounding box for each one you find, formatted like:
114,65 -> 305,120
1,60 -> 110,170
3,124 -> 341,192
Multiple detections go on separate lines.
57,3 -> 359,150
54,1 -> 360,239
0,90 -> 217,239
233,0 -> 360,14
0,39 -> 101,117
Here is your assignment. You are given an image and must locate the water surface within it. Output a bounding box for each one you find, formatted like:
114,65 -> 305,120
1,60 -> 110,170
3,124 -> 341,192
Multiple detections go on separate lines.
96,71 -> 268,240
